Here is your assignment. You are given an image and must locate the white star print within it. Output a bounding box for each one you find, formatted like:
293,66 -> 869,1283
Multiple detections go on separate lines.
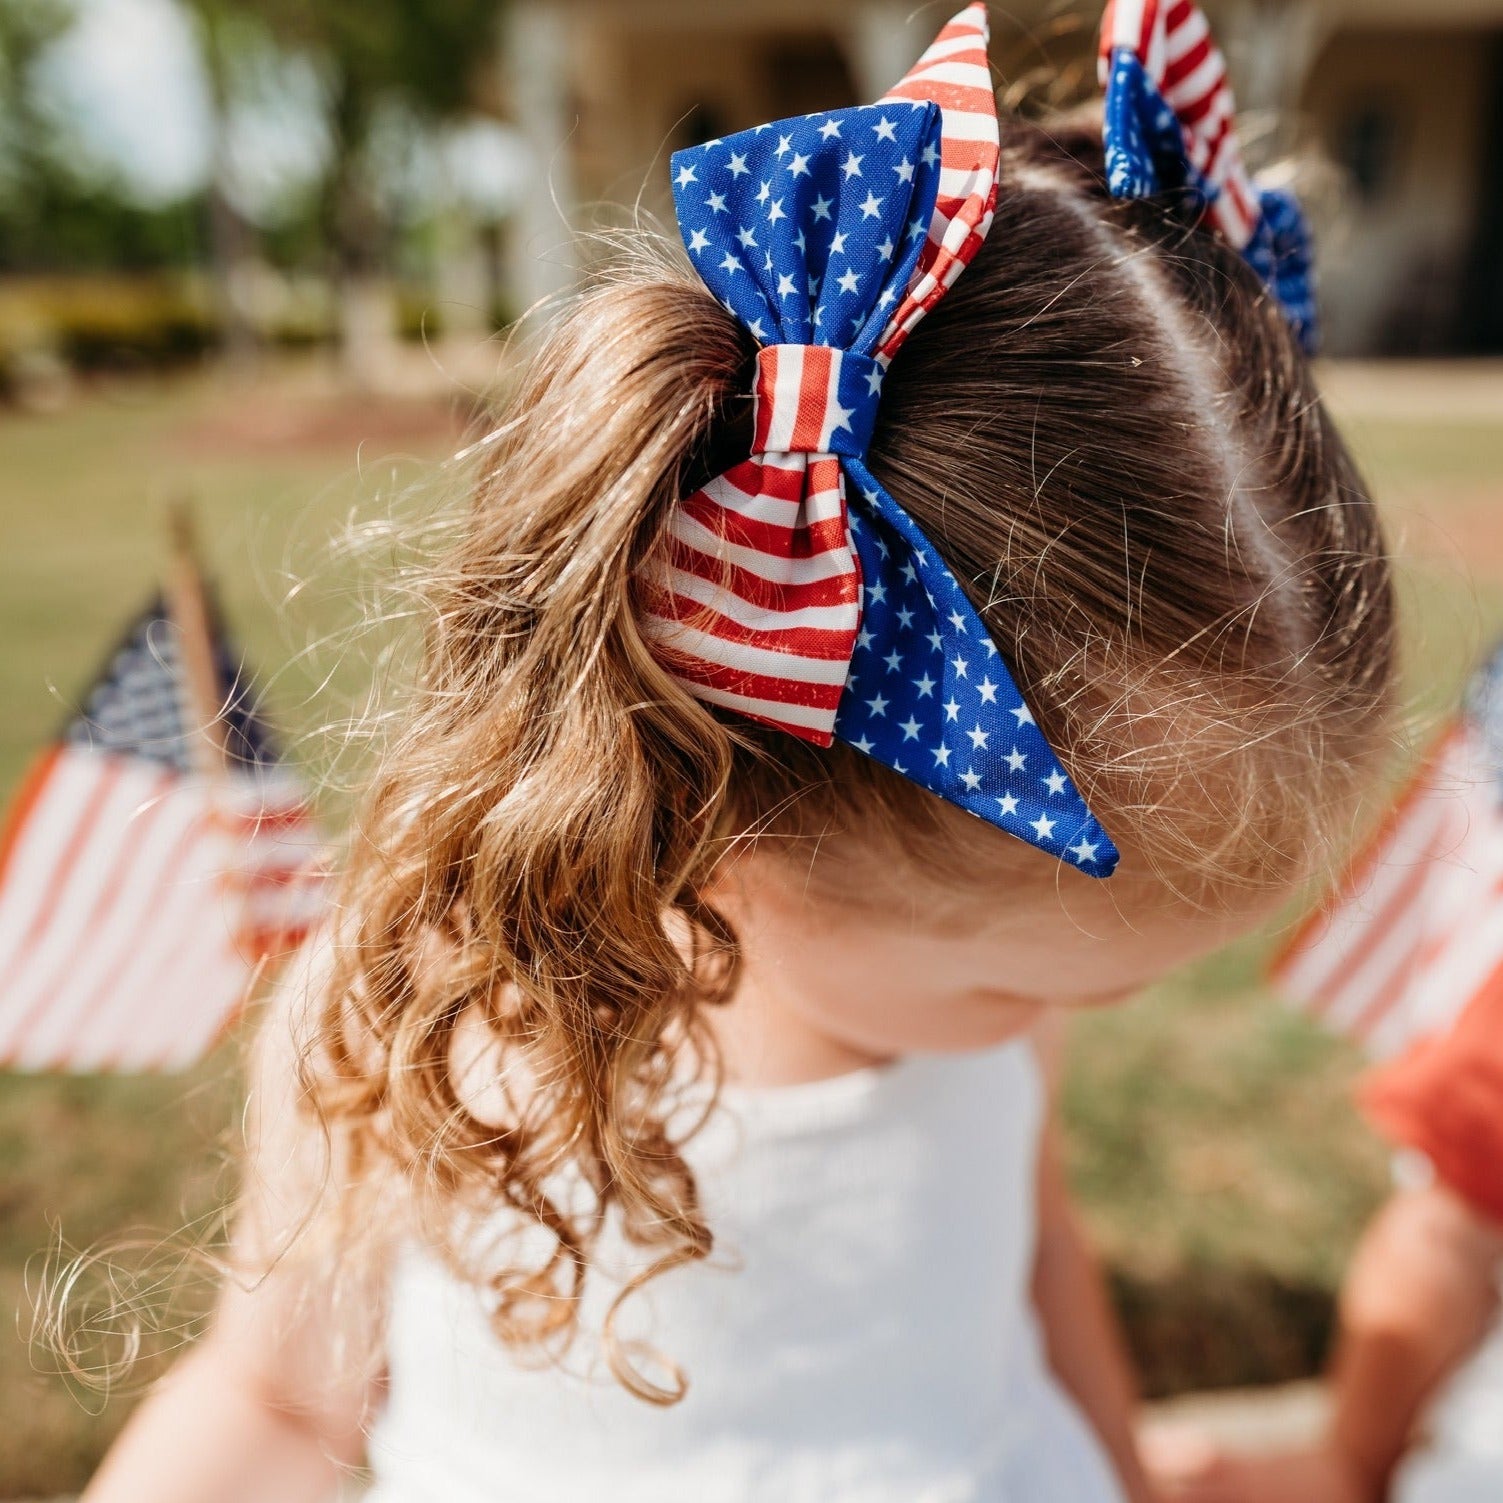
675,163 -> 697,188
960,768 -> 983,792
1005,747 -> 1027,772
830,229 -> 847,255
866,367 -> 884,396
877,236 -> 895,261
1011,705 -> 1035,727
755,179 -> 771,204
883,649 -> 903,673
1069,838 -> 1100,865
966,726 -> 989,750
900,717 -> 922,741
767,198 -> 786,223
997,794 -> 1020,817
866,579 -> 886,603
977,676 -> 998,703
947,610 -> 967,633
775,133 -> 793,158
932,745 -> 952,767
687,228 -> 710,254
894,158 -> 914,184
926,630 -> 944,651
859,191 -> 884,219
921,141 -> 939,167
837,268 -> 860,295
1044,770 -> 1068,797
727,152 -> 749,178
866,693 -> 889,716
829,400 -> 854,433
747,317 -> 767,339
854,735 -> 875,754
895,605 -> 913,627
842,151 -> 864,179
793,228 -> 806,252
952,655 -> 968,678
811,194 -> 833,222
776,272 -> 798,298
900,561 -> 917,584
736,225 -> 757,249
908,215 -> 927,241
1031,813 -> 1056,840
705,190 -> 727,214
807,273 -> 820,295
873,116 -> 898,142
789,152 -> 810,177
719,251 -> 740,274
818,119 -> 842,139
943,698 -> 961,722
913,673 -> 936,698
856,627 -> 874,650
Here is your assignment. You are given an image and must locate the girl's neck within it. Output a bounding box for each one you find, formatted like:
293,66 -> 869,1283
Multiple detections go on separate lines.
704,965 -> 895,1088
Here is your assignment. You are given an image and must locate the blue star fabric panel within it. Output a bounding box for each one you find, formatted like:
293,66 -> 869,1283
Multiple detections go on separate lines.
670,101 -> 941,356
835,479 -> 1118,873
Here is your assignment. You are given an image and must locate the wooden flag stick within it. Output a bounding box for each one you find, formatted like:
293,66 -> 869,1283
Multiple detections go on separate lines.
164,499 -> 230,780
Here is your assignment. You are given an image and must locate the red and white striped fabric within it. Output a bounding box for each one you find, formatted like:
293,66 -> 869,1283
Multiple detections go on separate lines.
646,451 -> 859,739
751,345 -> 863,455
1272,726 -> 1503,1058
0,751 -> 241,1070
1099,0 -> 1260,249
875,1 -> 1000,362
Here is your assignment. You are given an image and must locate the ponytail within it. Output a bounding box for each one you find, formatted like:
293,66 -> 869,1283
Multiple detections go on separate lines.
314,256 -> 752,1401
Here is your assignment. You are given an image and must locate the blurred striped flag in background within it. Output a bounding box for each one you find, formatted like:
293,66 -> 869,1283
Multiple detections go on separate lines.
0,545 -> 326,1072
1272,643 -> 1503,1058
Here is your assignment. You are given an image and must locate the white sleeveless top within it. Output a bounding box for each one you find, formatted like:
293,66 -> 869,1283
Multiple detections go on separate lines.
365,1038 -> 1125,1503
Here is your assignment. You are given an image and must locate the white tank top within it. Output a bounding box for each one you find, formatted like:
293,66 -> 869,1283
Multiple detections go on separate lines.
365,1038 -> 1125,1503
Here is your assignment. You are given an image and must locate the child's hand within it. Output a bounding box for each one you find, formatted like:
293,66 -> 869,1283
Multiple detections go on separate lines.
1140,1427 -> 1375,1503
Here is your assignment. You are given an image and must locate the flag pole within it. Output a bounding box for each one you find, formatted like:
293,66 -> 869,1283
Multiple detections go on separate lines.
164,499 -> 230,781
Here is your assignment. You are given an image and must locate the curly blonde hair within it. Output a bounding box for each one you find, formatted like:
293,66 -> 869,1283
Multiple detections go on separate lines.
304,114 -> 1396,1403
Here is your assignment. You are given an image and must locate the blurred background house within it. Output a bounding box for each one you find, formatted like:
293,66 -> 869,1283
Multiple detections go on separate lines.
507,0 -> 1503,357
3,0 -> 1501,410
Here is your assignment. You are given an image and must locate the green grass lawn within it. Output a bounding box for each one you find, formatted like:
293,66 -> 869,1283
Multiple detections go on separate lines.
1,364 -> 1500,1494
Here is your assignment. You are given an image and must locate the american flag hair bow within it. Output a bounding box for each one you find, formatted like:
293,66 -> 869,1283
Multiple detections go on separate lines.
644,3 -> 1119,876
1100,0 -> 1318,351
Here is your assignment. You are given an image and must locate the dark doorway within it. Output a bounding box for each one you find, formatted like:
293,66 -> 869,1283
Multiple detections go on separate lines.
1458,31 -> 1503,352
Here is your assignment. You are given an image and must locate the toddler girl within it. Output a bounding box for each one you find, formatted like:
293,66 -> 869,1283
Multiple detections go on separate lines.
83,6 -> 1396,1501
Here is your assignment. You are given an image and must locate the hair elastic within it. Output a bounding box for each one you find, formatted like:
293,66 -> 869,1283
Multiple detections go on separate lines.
1100,0 -> 1319,351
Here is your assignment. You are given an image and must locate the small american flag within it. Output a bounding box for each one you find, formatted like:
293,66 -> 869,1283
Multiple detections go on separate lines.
0,594 -> 326,1072
1272,653 -> 1503,1057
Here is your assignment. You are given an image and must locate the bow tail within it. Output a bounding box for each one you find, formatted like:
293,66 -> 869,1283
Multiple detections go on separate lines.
640,454 -> 863,746
834,461 -> 1121,874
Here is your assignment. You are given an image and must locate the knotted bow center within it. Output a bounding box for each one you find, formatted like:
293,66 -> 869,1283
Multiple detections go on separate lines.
752,344 -> 884,459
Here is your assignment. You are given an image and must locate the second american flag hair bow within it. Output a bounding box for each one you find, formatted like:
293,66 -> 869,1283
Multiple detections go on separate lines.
644,4 -> 1119,877
1100,0 -> 1319,352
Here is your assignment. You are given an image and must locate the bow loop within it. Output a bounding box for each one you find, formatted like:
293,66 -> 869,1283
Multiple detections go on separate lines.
671,101 -> 942,358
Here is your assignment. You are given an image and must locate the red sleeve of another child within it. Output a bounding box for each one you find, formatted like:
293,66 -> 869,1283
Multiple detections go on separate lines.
1360,965 -> 1503,1228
